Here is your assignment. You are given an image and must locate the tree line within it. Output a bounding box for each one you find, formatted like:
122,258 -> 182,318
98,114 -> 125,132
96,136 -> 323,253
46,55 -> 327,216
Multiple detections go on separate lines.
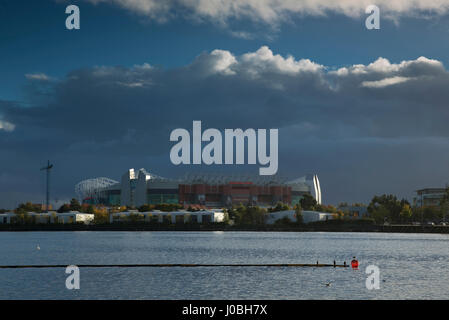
6,186 -> 449,225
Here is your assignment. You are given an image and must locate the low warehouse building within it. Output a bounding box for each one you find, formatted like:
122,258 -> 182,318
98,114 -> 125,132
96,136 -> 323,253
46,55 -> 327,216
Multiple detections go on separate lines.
56,211 -> 95,224
266,210 -> 335,224
0,211 -> 94,224
0,212 -> 17,224
110,210 -> 226,224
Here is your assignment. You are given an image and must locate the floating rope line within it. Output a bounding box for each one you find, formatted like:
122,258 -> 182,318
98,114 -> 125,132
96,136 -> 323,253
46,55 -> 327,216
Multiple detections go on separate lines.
0,263 -> 348,269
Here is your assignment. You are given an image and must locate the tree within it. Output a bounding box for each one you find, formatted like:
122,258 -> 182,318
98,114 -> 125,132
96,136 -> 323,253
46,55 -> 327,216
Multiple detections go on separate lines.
413,206 -> 441,222
368,194 -> 410,224
128,213 -> 144,223
138,204 -> 153,212
300,194 -> 317,211
15,202 -> 42,214
93,206 -> 109,224
439,185 -> 449,222
70,198 -> 81,211
57,204 -> 71,213
274,216 -> 293,225
294,204 -> 303,224
315,204 -> 338,213
86,205 -> 95,214
230,205 -> 267,225
400,204 -> 412,223
269,202 -> 289,212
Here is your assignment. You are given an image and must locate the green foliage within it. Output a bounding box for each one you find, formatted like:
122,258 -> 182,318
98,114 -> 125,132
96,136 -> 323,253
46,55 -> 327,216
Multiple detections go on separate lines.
57,198 -> 83,213
300,194 -> 317,211
294,204 -> 303,224
15,202 -> 43,214
274,216 -> 293,225
85,205 -> 95,214
412,206 -> 442,222
70,198 -> 81,211
315,204 -> 338,213
228,204 -> 267,225
439,185 -> 449,221
138,204 -> 152,212
352,203 -> 366,207
268,202 -> 290,212
368,194 -> 410,224
128,213 -> 144,222
138,203 -> 183,212
400,204 -> 412,221
57,204 -> 71,213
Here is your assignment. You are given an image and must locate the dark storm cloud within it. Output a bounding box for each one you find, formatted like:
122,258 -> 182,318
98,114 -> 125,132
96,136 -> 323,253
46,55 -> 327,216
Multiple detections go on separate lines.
1,46 -> 449,207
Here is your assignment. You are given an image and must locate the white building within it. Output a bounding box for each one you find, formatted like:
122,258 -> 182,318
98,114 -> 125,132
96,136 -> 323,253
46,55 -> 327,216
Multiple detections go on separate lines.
120,168 -> 137,207
0,212 -> 17,224
302,210 -> 334,223
266,210 -> 335,224
56,211 -> 95,224
110,210 -> 225,224
0,211 -> 94,224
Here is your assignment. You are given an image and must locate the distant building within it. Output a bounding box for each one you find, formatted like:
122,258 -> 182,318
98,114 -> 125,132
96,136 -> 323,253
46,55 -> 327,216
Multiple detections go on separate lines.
75,169 -> 323,208
266,210 -> 335,224
0,212 -> 17,224
0,211 -> 94,224
109,210 -> 225,224
56,211 -> 95,224
414,188 -> 447,208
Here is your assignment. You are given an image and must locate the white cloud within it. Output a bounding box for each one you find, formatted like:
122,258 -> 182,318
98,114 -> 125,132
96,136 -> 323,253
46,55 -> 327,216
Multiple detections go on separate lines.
209,49 -> 237,75
239,46 -> 323,76
361,76 -> 412,88
86,0 -> 449,25
116,81 -> 146,87
0,120 -> 15,132
332,56 -> 444,76
25,73 -> 50,81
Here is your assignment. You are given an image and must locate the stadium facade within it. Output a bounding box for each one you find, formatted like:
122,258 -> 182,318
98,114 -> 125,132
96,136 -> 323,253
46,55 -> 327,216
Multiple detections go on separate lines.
75,169 -> 322,208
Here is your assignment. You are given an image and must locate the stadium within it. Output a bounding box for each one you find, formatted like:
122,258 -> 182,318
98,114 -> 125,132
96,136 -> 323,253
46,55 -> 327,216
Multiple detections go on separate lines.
75,169 -> 322,208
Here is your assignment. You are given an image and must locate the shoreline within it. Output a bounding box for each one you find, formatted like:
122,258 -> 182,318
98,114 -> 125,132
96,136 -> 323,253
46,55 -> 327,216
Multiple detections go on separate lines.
1,223 -> 448,234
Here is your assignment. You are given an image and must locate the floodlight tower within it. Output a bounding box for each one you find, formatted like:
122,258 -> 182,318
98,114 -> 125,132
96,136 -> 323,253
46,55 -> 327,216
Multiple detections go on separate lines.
40,160 -> 53,212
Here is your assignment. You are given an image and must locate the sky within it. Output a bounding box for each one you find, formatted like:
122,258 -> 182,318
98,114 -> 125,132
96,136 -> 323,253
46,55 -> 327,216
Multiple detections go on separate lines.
1,0 -> 449,208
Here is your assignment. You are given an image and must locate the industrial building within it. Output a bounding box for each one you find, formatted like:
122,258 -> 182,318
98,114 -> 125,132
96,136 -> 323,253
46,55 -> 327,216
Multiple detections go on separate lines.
413,188 -> 447,208
75,169 -> 322,208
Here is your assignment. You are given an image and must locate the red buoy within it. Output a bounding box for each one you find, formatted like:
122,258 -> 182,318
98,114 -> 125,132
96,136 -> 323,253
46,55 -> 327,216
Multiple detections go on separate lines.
351,257 -> 359,269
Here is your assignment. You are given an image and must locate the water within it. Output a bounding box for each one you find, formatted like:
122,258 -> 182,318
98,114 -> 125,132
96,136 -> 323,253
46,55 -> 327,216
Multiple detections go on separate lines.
0,231 -> 448,299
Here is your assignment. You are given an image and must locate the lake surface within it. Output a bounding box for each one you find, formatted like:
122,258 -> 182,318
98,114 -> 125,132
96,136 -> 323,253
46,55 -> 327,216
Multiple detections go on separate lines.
0,231 -> 448,299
